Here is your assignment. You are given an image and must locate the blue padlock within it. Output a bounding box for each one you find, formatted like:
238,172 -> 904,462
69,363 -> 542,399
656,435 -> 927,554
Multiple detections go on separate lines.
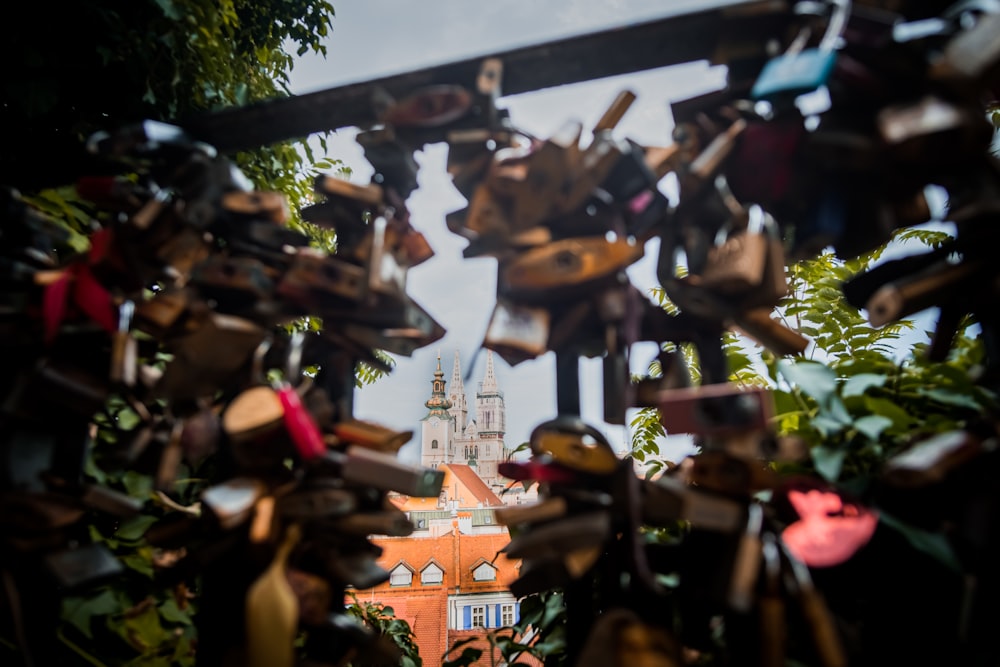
751,0 -> 851,102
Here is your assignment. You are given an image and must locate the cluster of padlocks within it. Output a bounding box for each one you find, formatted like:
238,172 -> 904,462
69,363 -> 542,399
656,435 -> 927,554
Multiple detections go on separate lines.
1,0 -> 999,665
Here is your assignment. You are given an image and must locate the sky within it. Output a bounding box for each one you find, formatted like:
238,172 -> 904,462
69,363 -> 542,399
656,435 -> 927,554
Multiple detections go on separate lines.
283,1 -> 950,466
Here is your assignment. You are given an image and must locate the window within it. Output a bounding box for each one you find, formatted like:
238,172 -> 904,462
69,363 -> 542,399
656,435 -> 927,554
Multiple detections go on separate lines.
473,562 -> 496,582
389,564 -> 412,587
431,439 -> 438,449
471,605 -> 486,628
421,563 -> 443,585
501,603 -> 515,627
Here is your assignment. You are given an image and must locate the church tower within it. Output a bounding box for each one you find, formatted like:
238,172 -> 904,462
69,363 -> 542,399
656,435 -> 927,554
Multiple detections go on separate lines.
420,350 -> 515,491
420,353 -> 453,469
473,351 -> 506,482
448,349 -> 468,436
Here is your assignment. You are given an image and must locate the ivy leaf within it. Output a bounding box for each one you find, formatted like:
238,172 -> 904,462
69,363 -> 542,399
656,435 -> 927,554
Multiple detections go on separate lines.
842,373 -> 887,398
779,360 -> 837,406
121,471 -> 153,500
115,514 -> 158,541
158,597 -> 192,625
811,445 -> 846,481
61,588 -> 120,639
853,415 -> 893,441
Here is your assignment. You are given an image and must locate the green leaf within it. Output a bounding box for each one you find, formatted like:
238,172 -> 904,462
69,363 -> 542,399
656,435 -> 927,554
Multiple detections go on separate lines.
853,415 -> 892,441
61,588 -> 120,639
115,514 -> 158,541
812,415 -> 846,438
158,597 -> 192,626
879,512 -> 961,572
863,396 -> 914,434
811,445 -> 846,481
916,387 -> 982,411
842,373 -> 886,398
121,471 -> 153,500
779,360 -> 837,406
121,546 -> 156,578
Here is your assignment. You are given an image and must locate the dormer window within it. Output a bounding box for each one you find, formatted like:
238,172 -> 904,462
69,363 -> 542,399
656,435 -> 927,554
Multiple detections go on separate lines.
472,561 -> 497,582
389,563 -> 413,587
421,562 -> 444,585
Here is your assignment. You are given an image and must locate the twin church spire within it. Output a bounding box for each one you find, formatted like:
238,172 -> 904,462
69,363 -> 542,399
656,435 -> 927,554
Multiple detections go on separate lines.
420,349 -> 507,483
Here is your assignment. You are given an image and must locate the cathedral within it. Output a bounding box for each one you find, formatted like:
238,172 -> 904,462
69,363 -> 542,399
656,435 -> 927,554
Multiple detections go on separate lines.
419,349 -> 516,496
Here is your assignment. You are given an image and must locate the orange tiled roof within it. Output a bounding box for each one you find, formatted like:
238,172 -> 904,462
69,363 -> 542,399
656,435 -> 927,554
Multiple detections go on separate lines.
443,464 -> 505,507
373,529 -> 518,590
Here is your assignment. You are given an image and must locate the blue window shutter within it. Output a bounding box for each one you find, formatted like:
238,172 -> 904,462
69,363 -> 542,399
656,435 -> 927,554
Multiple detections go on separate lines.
515,602 -> 520,623
463,606 -> 471,630
494,604 -> 501,627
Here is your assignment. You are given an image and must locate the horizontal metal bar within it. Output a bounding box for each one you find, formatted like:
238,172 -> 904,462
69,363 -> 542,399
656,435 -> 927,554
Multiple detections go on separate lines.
179,0 -> 790,152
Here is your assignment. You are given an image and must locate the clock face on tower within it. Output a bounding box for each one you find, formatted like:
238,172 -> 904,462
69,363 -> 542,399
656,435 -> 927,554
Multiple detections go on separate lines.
429,417 -> 438,426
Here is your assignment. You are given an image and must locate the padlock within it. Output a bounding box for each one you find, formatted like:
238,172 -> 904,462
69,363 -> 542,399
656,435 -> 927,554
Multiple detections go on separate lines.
677,118 -> 748,198
758,533 -> 787,667
449,184 -> 512,240
154,312 -> 267,401
726,115 -> 809,216
221,190 -> 289,224
277,485 -> 356,521
201,477 -> 267,530
728,503 -> 764,613
380,84 -> 473,128
657,383 -> 774,437
500,237 -> 644,301
483,299 -> 551,366
221,385 -> 296,469
689,450 -> 778,497
865,257 -> 983,327
43,542 -> 124,589
109,298 -> 137,387
155,418 -> 185,491
732,308 -> 810,356
188,255 -> 275,310
355,128 -> 419,199
326,510 -> 414,537
493,497 -> 569,527
780,542 -> 848,667
245,523 -> 301,667
698,199 -> 771,295
133,287 -> 194,339
576,607 -> 682,667
276,248 -> 367,310
881,429 -> 986,488
506,120 -> 583,230
314,174 -> 384,212
287,567 -> 333,627
529,416 -> 620,476
504,511 -> 611,560
643,476 -> 745,533
876,94 -> 994,171
929,10 -> 1000,94
330,419 -> 412,453
320,446 -> 444,498
365,215 -> 407,298
751,1 -> 850,103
